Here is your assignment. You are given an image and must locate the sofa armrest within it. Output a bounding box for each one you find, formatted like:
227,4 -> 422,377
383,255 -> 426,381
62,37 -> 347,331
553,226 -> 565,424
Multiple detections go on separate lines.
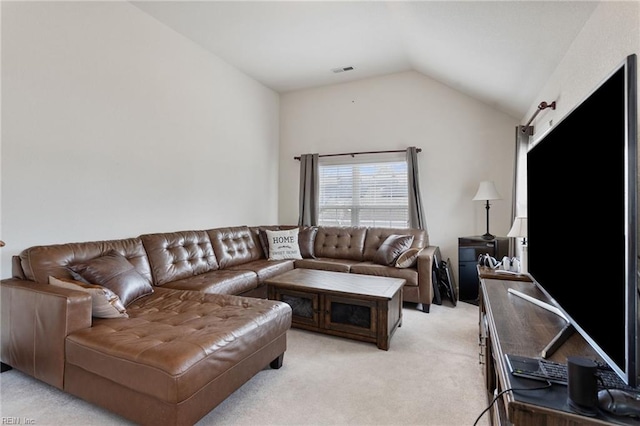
415,246 -> 441,312
1,278 -> 92,389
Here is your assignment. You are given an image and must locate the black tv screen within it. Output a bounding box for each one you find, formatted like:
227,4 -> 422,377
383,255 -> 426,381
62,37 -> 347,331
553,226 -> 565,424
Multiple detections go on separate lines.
527,54 -> 638,386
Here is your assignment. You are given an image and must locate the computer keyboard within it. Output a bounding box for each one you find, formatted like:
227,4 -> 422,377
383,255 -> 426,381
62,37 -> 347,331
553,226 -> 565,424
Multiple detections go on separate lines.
505,354 -> 640,392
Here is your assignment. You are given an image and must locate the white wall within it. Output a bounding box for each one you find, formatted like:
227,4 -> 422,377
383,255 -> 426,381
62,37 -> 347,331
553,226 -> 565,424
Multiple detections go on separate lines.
279,71 -> 517,267
1,2 -> 280,278
524,1 -> 639,143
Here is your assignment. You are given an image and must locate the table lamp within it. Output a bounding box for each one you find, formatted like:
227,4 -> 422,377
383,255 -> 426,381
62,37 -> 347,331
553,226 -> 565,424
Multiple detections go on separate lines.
507,216 -> 528,273
473,181 -> 502,240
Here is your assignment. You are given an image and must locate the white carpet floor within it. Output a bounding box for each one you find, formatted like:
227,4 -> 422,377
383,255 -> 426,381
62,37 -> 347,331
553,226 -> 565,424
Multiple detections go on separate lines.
0,301 -> 489,426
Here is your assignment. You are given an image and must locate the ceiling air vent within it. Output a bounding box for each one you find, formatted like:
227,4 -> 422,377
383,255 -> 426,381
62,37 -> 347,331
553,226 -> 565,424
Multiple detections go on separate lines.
332,66 -> 355,74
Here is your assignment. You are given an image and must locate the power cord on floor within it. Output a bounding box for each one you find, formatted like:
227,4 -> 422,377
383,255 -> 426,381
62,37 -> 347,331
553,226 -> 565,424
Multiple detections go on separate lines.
472,380 -> 552,426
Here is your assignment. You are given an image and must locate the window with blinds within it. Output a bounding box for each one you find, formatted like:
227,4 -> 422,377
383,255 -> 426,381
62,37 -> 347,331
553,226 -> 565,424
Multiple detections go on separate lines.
318,156 -> 409,227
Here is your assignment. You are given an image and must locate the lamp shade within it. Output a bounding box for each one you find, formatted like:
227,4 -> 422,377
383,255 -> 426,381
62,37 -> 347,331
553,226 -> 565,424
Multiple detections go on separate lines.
507,217 -> 528,238
472,181 -> 502,201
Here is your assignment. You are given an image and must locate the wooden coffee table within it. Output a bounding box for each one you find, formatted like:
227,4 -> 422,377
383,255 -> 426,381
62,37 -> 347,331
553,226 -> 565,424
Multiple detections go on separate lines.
266,269 -> 405,350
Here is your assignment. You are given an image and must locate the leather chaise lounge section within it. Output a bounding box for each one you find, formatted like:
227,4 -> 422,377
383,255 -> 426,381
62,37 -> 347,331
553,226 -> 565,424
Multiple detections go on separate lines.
2,233 -> 292,426
0,224 -> 438,425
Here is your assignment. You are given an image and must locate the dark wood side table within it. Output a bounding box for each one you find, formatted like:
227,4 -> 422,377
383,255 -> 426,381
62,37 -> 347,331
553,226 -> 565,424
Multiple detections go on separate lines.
458,236 -> 508,303
478,272 -> 637,425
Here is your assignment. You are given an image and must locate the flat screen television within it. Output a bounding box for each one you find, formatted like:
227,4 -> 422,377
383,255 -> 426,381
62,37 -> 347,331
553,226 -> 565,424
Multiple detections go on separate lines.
527,53 -> 638,386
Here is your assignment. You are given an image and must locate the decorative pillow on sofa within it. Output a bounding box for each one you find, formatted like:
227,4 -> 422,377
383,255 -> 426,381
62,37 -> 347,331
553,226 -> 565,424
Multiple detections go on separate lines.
265,229 -> 303,260
68,269 -> 91,284
257,229 -> 269,258
373,234 -> 415,266
395,247 -> 423,269
298,226 -> 318,259
256,227 -> 284,258
49,276 -> 128,318
69,250 -> 153,307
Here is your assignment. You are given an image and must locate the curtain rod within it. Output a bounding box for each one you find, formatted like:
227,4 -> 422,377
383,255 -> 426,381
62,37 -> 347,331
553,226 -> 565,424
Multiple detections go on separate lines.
294,148 -> 421,161
521,101 -> 556,133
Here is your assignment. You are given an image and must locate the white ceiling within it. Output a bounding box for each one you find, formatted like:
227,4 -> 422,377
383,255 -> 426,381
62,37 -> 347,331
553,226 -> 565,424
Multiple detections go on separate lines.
131,1 -> 598,119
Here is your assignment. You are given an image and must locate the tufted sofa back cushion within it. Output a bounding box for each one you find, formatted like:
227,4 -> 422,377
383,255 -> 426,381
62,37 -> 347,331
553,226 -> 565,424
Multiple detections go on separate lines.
207,226 -> 263,269
140,231 -> 218,286
362,227 -> 428,262
314,227 -> 367,261
19,237 -> 152,285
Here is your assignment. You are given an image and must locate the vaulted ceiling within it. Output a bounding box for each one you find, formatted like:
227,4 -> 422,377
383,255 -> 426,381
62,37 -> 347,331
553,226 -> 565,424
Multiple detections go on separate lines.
131,1 -> 598,119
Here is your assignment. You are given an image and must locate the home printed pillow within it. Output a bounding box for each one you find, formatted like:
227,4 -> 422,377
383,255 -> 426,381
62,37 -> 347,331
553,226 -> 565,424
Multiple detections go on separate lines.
265,228 -> 302,260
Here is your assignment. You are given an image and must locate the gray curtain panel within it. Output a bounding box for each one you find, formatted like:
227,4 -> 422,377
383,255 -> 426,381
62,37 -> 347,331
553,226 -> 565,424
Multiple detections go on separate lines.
298,153 -> 319,226
512,125 -> 529,219
510,125 -> 530,256
406,146 -> 426,230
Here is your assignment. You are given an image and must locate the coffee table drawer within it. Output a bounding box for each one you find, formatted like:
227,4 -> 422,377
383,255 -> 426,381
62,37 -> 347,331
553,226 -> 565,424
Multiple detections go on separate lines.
269,287 -> 320,327
324,295 -> 377,338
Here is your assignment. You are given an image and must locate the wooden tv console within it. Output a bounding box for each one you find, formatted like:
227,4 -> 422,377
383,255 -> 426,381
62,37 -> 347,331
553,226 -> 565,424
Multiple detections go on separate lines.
478,268 -> 640,426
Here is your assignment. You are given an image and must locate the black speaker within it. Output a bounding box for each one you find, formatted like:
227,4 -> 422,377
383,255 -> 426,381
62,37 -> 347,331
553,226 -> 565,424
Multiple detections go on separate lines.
567,356 -> 598,416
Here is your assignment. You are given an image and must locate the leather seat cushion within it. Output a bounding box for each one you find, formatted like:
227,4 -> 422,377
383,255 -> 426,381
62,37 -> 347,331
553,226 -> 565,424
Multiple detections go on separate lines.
350,262 -> 418,286
227,259 -> 295,283
294,258 -> 362,273
160,270 -> 258,294
65,288 -> 292,404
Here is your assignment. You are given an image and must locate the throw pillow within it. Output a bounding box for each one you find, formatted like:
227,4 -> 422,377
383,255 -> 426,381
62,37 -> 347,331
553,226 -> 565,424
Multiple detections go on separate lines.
373,234 -> 415,266
69,250 -> 154,307
265,228 -> 303,260
298,226 -> 318,259
395,247 -> 423,269
257,228 -> 271,258
49,276 -> 128,318
68,269 -> 91,284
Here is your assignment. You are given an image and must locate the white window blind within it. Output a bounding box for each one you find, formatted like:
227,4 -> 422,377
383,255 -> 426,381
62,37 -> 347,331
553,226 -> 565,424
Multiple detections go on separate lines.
318,155 -> 409,227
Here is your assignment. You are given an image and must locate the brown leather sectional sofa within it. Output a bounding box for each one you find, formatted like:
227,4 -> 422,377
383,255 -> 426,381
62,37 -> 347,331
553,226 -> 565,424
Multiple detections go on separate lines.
0,224 -> 438,425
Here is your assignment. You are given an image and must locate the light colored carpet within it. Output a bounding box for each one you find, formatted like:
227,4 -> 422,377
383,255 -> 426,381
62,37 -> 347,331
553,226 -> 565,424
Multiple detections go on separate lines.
0,302 -> 490,426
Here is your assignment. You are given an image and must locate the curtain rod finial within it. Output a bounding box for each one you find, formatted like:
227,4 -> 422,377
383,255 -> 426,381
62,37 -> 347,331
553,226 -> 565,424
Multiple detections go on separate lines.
538,101 -> 556,110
